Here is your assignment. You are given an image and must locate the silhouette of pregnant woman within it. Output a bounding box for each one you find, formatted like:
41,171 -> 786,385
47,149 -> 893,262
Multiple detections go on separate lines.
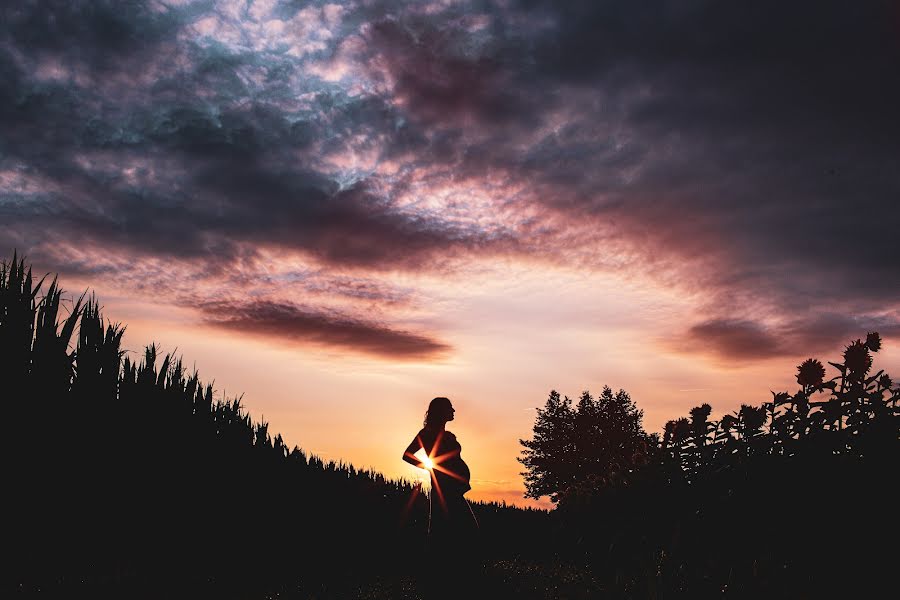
402,397 -> 479,596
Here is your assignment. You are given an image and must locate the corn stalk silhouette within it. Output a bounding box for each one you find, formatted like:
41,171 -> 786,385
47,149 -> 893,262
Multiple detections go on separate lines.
3,253 -> 549,595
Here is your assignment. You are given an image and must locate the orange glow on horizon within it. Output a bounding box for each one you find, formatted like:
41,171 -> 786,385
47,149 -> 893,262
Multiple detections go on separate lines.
55,261 -> 900,512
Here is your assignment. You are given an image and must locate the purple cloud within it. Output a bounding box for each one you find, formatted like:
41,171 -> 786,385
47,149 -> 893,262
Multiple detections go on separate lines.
198,299 -> 450,359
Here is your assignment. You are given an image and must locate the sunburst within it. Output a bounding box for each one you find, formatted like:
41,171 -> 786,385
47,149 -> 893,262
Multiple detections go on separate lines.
402,431 -> 470,512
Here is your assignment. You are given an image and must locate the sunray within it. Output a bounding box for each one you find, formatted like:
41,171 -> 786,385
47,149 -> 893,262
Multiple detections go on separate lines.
432,463 -> 468,482
400,482 -> 422,523
428,431 -> 444,457
430,470 -> 447,511
431,450 -> 459,463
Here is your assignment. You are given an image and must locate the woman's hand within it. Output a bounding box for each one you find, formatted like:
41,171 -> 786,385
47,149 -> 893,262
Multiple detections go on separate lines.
402,436 -> 425,469
402,453 -> 425,469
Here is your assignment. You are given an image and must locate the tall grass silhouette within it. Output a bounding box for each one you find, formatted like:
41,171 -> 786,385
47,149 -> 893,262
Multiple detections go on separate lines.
3,253 -> 549,598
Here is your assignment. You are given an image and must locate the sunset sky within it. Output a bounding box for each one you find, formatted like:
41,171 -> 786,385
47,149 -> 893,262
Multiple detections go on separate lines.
2,1 -> 899,507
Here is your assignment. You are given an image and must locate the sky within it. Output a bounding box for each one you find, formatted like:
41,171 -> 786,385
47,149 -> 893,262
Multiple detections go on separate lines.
2,0 -> 899,508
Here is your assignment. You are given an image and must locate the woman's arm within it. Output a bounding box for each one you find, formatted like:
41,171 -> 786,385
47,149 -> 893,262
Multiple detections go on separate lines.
402,433 -> 427,469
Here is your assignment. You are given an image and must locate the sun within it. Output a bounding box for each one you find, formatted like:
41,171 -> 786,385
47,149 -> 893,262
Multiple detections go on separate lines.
414,448 -> 434,470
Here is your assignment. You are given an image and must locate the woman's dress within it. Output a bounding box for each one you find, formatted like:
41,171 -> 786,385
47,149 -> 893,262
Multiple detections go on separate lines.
412,427 -> 478,540
409,427 -> 480,597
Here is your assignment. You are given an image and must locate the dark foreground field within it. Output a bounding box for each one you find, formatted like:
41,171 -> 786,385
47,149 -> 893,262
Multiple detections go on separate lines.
14,559 -> 607,600
5,255 -> 898,598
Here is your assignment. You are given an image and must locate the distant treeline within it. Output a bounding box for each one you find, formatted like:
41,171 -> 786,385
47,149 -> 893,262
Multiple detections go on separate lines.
2,254 -> 549,597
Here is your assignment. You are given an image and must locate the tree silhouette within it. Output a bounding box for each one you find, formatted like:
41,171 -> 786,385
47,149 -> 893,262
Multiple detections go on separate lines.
519,386 -> 649,502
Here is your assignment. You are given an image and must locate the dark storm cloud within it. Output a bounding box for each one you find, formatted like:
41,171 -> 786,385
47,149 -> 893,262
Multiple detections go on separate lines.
1,1 -> 185,70
0,1 -> 518,275
357,0 -> 900,346
365,18 -> 529,127
198,299 -> 450,359
2,0 -> 899,359
538,0 -> 900,338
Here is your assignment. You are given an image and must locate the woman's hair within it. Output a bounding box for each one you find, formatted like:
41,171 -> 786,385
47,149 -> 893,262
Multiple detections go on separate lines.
423,397 -> 452,429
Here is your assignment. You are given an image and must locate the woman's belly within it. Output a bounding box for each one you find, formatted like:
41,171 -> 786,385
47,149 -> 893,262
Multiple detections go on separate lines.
436,457 -> 470,493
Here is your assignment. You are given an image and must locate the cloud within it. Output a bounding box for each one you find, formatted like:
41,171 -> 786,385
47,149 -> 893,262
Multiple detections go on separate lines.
684,319 -> 782,360
0,10 -> 515,272
364,17 -> 531,128
198,299 -> 450,359
363,1 -> 900,306
681,312 -> 900,361
2,0 -> 899,362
